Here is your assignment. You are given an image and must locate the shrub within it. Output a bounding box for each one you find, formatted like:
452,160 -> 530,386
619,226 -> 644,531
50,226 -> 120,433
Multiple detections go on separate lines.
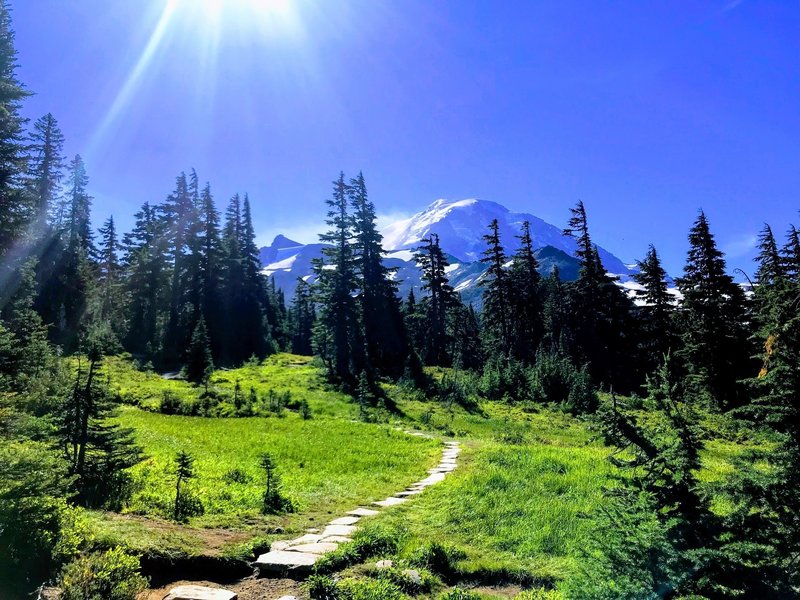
530,354 -> 598,414
260,453 -> 294,514
306,574 -> 341,599
315,523 -> 405,574
222,467 -> 251,485
299,398 -> 312,420
408,542 -> 466,580
159,391 -> 181,414
60,547 -> 148,600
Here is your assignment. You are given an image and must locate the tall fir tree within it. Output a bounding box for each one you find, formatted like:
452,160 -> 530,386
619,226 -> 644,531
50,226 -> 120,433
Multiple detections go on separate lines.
633,244 -> 675,372
676,211 -> 753,409
122,201 -> 169,357
479,219 -> 512,359
55,155 -> 94,349
350,172 -> 407,377
414,233 -> 458,366
563,201 -> 638,392
197,182 -> 224,359
93,216 -> 125,339
0,0 -> 31,264
162,172 -> 201,367
507,220 -> 543,363
27,113 -> 65,232
313,173 -> 361,382
290,278 -> 315,356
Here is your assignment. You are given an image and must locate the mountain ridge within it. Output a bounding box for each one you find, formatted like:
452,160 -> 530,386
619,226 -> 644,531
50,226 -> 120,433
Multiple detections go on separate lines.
259,198 -> 636,301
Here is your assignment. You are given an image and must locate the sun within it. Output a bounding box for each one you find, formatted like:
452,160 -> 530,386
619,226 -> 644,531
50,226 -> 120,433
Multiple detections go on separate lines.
184,0 -> 297,29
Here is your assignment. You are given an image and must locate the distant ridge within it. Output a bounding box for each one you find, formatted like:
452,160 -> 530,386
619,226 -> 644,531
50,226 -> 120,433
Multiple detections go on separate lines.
259,198 -> 637,302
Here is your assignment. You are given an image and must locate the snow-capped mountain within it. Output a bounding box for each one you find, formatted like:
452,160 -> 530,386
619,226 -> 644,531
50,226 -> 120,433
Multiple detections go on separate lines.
260,198 -> 636,302
382,198 -> 630,274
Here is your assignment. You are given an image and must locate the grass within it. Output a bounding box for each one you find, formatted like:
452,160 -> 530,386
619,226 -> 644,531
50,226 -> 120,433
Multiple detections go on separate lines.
104,353 -> 356,418
370,406 -> 614,588
118,407 -> 439,528
91,355 -> 768,596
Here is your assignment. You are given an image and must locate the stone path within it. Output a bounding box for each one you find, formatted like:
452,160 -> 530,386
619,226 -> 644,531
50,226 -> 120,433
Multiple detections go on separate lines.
253,439 -> 461,577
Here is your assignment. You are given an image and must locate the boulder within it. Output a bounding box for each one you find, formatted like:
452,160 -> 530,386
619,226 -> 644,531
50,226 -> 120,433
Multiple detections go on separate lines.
162,585 -> 237,600
402,569 -> 422,585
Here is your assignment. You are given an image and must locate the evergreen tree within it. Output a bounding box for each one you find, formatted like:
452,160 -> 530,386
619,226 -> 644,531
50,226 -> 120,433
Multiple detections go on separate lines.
0,0 -> 31,261
56,155 -> 95,349
219,193 -> 271,363
197,182 -> 224,359
563,201 -> 637,392
162,172 -> 201,367
633,244 -> 675,372
94,216 -> 125,335
186,318 -> 213,388
290,278 -> 315,355
350,172 -> 407,377
783,224 -> 800,280
27,113 -> 65,232
173,450 -> 197,522
57,326 -> 142,508
507,220 -> 543,363
414,233 -> 458,366
479,219 -> 512,358
122,202 -> 169,357
313,173 -> 361,382
715,223 -> 800,596
676,211 -> 752,409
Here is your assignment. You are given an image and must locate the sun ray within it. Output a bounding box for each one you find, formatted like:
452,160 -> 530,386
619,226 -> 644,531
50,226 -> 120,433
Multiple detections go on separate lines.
86,0 -> 181,160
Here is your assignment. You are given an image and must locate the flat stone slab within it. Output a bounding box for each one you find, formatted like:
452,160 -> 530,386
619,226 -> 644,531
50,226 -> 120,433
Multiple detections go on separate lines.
287,533 -> 322,545
329,516 -> 360,526
163,585 -> 237,600
255,550 -> 319,574
270,540 -> 291,551
373,496 -> 407,507
347,507 -> 379,517
320,535 -> 352,543
395,490 -> 421,497
287,542 -> 339,555
418,472 -> 446,485
321,524 -> 357,537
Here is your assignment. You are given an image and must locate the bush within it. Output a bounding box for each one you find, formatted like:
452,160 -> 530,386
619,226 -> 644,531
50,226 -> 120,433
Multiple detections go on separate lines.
60,547 -> 148,600
222,467 -> 251,485
315,523 -> 405,574
159,391 -> 181,414
530,354 -> 598,414
480,358 -> 529,403
408,542 -> 466,580
299,398 -> 312,419
306,574 -> 341,599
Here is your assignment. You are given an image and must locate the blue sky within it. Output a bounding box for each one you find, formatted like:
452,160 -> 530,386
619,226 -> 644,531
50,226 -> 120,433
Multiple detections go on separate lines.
11,0 -> 800,276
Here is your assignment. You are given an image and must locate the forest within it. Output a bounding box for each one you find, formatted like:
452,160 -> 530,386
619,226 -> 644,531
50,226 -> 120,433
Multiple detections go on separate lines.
2,1 -> 800,599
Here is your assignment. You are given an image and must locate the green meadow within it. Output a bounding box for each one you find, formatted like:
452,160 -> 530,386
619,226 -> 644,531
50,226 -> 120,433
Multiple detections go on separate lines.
88,354 -> 766,597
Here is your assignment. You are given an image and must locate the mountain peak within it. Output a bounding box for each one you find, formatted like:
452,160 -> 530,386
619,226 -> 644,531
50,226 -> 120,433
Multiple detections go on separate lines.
271,234 -> 301,248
